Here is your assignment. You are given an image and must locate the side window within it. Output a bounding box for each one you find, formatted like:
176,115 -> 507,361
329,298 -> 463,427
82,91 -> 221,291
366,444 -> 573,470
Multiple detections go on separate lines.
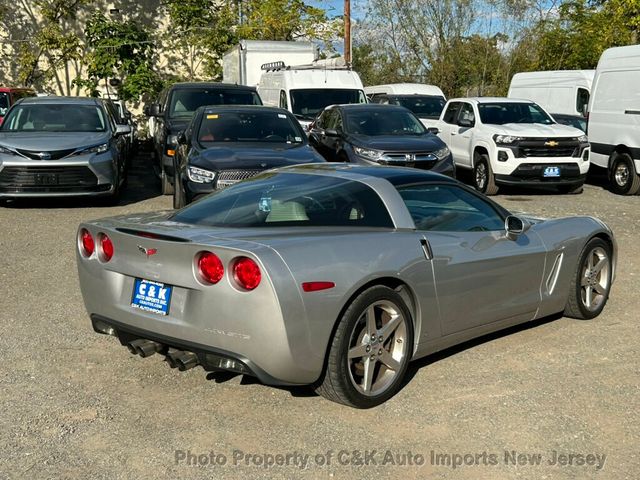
323,109 -> 338,130
334,111 -> 344,130
279,90 -> 288,109
370,94 -> 384,103
443,102 -> 462,124
576,88 -> 589,115
397,184 -> 505,232
458,103 -> 475,126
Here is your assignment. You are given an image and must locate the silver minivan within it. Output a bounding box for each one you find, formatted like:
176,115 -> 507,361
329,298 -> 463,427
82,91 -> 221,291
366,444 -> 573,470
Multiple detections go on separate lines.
0,96 -> 130,202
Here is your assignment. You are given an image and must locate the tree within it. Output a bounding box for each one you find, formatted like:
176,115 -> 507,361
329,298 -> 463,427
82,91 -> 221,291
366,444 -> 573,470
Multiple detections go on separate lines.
77,12 -> 161,101
0,0 -> 89,93
162,0 -> 237,81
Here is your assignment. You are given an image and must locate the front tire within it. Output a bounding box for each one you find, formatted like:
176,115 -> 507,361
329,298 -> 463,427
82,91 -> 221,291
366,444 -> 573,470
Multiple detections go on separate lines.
473,154 -> 499,195
610,152 -> 640,195
564,238 -> 613,320
315,286 -> 414,408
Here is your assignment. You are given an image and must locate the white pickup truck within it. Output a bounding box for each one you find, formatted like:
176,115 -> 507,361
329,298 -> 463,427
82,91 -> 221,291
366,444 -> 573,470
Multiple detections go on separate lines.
436,97 -> 590,194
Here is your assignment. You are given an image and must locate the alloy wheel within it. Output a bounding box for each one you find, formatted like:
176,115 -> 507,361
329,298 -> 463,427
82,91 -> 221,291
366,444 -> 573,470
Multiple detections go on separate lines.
580,246 -> 610,312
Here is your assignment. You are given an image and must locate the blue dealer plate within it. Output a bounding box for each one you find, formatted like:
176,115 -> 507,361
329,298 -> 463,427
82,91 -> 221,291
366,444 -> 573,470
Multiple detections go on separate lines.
543,166 -> 561,178
131,279 -> 172,315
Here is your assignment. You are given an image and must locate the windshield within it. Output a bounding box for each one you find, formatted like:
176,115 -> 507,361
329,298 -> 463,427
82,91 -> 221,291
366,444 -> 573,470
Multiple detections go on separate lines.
393,95 -> 446,119
1,104 -> 108,132
344,109 -> 427,136
0,93 -> 9,117
478,102 -> 554,125
290,89 -> 367,120
169,89 -> 262,119
198,110 -> 305,144
172,172 -> 393,228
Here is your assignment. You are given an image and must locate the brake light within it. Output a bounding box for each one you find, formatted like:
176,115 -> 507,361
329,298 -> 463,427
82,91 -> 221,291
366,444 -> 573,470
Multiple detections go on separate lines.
233,257 -> 261,290
99,233 -> 114,262
80,228 -> 94,257
197,252 -> 224,284
302,281 -> 335,292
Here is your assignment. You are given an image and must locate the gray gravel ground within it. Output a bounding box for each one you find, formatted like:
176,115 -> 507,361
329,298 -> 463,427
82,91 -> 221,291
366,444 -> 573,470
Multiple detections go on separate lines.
0,156 -> 638,480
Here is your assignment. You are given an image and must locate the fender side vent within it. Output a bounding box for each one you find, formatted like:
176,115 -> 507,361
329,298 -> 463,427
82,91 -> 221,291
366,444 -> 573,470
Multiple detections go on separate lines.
546,253 -> 564,295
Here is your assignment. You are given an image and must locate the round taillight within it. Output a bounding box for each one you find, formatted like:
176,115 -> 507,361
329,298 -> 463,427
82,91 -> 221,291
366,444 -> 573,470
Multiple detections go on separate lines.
197,252 -> 224,284
99,233 -> 114,262
80,229 -> 94,257
233,257 -> 261,291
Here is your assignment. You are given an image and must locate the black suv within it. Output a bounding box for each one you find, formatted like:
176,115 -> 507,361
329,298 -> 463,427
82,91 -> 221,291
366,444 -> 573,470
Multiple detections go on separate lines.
147,82 -> 262,194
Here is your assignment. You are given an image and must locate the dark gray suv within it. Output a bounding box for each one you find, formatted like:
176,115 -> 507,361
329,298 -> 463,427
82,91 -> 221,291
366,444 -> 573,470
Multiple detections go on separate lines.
0,96 -> 130,202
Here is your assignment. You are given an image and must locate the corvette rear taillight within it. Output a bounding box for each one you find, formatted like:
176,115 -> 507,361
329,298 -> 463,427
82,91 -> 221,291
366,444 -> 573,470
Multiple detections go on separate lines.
99,233 -> 114,262
233,257 -> 261,290
197,251 -> 224,284
79,229 -> 94,257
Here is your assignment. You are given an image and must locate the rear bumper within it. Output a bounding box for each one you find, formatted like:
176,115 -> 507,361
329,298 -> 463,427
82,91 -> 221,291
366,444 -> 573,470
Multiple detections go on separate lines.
91,314 -> 293,385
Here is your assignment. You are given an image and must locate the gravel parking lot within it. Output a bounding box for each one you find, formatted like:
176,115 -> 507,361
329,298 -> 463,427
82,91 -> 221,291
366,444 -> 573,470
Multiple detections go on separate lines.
1,155 -> 638,480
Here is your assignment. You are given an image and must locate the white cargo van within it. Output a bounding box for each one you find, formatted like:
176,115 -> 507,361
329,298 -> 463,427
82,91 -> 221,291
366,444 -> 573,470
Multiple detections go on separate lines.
508,70 -> 594,117
223,40 -> 317,87
588,45 -> 640,195
257,59 -> 367,129
365,83 -> 446,128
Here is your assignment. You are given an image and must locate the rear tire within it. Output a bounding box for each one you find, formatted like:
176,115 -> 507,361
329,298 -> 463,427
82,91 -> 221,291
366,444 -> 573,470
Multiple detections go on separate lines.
315,285 -> 414,408
161,169 -> 174,195
564,238 -> 612,320
473,154 -> 499,195
610,152 -> 640,195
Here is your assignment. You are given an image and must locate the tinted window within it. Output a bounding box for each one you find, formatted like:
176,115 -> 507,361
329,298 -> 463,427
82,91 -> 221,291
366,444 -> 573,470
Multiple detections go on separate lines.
397,184 -> 504,232
279,90 -> 288,109
0,93 -> 8,116
344,109 -> 426,135
576,88 -> 589,115
198,110 -> 305,144
478,102 -> 553,125
169,88 -> 261,118
393,95 -> 446,119
173,173 -> 394,228
2,104 -> 107,132
290,89 -> 367,120
443,102 -> 462,124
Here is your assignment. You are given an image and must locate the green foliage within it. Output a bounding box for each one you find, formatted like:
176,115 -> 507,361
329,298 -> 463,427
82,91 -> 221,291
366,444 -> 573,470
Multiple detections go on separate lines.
77,12 -> 161,101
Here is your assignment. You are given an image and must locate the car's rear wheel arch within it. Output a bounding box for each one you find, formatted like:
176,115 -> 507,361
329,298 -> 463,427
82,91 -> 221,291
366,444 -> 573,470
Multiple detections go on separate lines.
316,277 -> 420,381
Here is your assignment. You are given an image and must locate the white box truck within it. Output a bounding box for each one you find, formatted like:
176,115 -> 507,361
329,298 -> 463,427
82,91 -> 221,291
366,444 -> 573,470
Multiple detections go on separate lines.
364,83 -> 446,128
223,40 -> 317,87
588,45 -> 640,195
258,58 -> 367,129
508,70 -> 594,118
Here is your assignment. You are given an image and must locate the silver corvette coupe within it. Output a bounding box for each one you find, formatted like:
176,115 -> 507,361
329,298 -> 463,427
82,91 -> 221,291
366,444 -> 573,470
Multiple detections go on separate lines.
77,164 -> 616,408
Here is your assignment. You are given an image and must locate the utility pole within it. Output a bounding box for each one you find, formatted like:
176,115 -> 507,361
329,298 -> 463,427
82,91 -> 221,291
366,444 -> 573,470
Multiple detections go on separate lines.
344,0 -> 351,64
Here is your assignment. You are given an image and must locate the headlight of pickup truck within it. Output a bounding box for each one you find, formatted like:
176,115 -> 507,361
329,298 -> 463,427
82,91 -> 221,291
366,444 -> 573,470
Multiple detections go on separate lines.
353,146 -> 384,162
187,166 -> 216,183
493,135 -> 524,145
433,145 -> 451,160
577,135 -> 588,143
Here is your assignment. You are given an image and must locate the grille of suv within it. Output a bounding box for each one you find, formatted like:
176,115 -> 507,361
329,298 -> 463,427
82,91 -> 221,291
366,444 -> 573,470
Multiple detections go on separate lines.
518,138 -> 579,158
216,169 -> 263,188
382,152 -> 438,169
15,148 -> 77,160
0,166 -> 98,192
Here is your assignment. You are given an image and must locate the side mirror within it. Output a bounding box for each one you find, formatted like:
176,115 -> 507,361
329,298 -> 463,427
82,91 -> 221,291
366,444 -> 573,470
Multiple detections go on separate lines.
325,129 -> 339,137
505,215 -> 531,239
427,127 -> 439,135
458,117 -> 474,128
148,103 -> 161,117
116,125 -> 132,136
177,131 -> 187,144
582,104 -> 588,117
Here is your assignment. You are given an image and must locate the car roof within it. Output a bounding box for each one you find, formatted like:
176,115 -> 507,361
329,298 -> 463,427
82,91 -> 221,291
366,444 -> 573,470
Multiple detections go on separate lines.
169,82 -> 257,91
331,104 -> 409,112
277,163 -> 458,186
448,97 -> 535,104
16,96 -> 103,106
198,105 -> 289,114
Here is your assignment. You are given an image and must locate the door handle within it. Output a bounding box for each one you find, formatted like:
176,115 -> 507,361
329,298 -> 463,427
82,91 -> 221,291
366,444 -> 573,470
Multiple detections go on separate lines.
451,131 -> 458,135
420,238 -> 433,260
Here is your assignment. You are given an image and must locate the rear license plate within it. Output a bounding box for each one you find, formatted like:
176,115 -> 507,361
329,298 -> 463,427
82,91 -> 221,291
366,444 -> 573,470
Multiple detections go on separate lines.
34,173 -> 59,185
131,279 -> 172,315
543,166 -> 561,178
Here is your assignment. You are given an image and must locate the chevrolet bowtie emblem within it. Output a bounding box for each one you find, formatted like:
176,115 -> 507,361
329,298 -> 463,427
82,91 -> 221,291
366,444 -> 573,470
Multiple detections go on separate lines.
138,246 -> 158,258
545,140 -> 559,147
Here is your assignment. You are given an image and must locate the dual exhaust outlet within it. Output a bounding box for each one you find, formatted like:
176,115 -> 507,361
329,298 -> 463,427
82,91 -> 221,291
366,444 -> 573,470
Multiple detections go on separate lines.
127,339 -> 199,371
